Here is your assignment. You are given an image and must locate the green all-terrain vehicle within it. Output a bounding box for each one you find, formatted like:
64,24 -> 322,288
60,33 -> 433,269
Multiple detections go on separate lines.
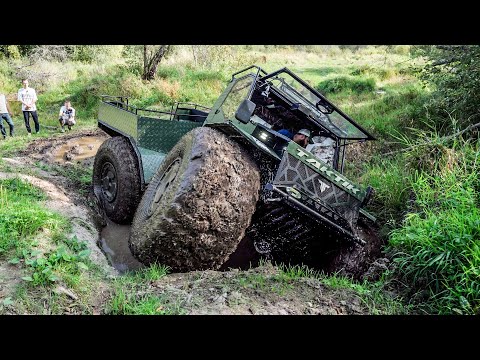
93,65 -> 376,272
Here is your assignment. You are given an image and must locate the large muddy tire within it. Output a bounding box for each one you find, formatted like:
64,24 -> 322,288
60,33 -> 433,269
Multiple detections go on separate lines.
129,127 -> 261,272
93,136 -> 142,224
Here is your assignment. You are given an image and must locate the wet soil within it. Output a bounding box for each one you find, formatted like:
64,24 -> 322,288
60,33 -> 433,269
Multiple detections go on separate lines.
53,136 -> 105,163
21,129 -> 109,167
99,219 -> 144,274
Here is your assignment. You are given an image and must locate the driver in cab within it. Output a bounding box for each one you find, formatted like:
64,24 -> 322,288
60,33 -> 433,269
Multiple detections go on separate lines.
278,128 -> 311,148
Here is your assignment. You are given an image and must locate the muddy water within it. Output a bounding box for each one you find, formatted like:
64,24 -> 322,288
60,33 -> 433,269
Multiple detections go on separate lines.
99,219 -> 144,274
54,136 -> 106,163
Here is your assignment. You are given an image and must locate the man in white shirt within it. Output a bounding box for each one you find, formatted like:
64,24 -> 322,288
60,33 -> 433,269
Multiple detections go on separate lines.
17,79 -> 39,135
0,92 -> 15,139
58,100 -> 76,132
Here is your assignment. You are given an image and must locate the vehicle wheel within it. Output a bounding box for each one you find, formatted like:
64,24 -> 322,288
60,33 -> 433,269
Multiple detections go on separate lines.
93,136 -> 142,224
129,127 -> 261,272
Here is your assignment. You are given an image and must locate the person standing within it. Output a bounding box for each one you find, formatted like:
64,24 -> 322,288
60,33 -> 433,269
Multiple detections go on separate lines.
17,79 -> 39,136
58,100 -> 76,132
0,92 -> 15,139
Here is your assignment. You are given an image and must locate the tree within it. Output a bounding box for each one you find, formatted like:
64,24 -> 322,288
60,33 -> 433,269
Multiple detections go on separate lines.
142,45 -> 170,80
414,45 -> 480,129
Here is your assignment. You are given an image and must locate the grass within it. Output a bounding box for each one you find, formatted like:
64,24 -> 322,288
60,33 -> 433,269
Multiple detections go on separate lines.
387,142 -> 480,314
109,291 -> 181,315
316,75 -> 376,95
107,264 -> 186,315
0,177 -> 110,314
359,155 -> 413,231
0,178 -> 66,255
241,261 -> 410,314
276,262 -> 409,314
319,272 -> 412,315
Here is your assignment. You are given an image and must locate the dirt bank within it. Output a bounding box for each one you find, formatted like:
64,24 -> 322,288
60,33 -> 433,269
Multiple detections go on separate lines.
145,263 -> 368,315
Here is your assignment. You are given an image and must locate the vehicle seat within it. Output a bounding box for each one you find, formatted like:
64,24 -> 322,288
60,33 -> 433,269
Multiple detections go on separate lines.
307,136 -> 335,166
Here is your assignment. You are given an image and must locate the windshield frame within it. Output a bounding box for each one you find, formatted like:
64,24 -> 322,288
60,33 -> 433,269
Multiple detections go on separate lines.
259,67 -> 375,141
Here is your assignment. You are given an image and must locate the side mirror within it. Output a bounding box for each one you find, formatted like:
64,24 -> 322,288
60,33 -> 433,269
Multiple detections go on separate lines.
235,99 -> 256,124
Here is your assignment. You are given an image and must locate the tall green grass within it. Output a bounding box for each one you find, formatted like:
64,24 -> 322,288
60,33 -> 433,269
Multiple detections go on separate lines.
360,156 -> 412,229
388,142 -> 480,314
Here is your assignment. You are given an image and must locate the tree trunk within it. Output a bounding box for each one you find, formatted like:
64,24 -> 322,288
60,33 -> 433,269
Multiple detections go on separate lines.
143,45 -> 147,78
142,45 -> 170,81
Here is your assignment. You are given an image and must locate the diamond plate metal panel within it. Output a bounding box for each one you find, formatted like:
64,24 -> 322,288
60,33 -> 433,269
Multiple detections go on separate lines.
137,117 -> 201,154
137,117 -> 201,184
274,152 -> 360,226
137,147 -> 166,184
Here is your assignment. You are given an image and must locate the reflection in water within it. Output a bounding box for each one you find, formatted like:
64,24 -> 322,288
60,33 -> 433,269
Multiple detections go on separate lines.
99,219 -> 144,274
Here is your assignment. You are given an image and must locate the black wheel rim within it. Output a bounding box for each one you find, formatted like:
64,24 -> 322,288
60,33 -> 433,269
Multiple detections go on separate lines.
101,162 -> 118,203
148,158 -> 181,217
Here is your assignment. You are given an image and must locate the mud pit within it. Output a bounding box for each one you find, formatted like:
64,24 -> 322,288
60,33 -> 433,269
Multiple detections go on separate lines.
53,137 -> 105,163
20,129 -> 108,165
0,130 -> 398,315
99,219 -> 144,274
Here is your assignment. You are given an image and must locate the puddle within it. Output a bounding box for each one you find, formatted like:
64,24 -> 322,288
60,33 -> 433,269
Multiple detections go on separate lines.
54,136 -> 106,163
99,219 -> 145,274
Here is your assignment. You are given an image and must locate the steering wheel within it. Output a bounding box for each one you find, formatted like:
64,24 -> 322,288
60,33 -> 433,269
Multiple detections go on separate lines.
315,99 -> 334,114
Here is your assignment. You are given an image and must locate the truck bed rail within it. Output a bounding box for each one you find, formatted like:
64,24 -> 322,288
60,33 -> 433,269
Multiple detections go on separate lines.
100,95 -> 210,122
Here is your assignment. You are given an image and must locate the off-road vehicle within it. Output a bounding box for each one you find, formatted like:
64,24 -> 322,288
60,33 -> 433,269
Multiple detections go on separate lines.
93,65 -> 375,272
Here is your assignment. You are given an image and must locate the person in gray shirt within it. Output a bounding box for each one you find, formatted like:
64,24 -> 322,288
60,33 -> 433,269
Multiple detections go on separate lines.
0,92 -> 14,139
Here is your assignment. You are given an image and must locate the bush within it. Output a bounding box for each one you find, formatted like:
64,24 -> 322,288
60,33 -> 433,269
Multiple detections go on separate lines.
414,45 -> 480,131
316,76 -> 376,95
350,67 -> 398,81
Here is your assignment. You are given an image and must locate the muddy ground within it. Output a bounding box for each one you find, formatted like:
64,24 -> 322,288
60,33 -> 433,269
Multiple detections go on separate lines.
0,130 -> 392,315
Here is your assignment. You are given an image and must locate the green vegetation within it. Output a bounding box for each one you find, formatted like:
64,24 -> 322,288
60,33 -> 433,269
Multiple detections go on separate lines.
107,264 -> 185,315
0,178 -> 107,314
235,261 -> 409,314
413,45 -> 480,129
0,178 -> 65,255
388,140 -> 480,315
316,76 -> 376,95
1,45 -> 479,315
